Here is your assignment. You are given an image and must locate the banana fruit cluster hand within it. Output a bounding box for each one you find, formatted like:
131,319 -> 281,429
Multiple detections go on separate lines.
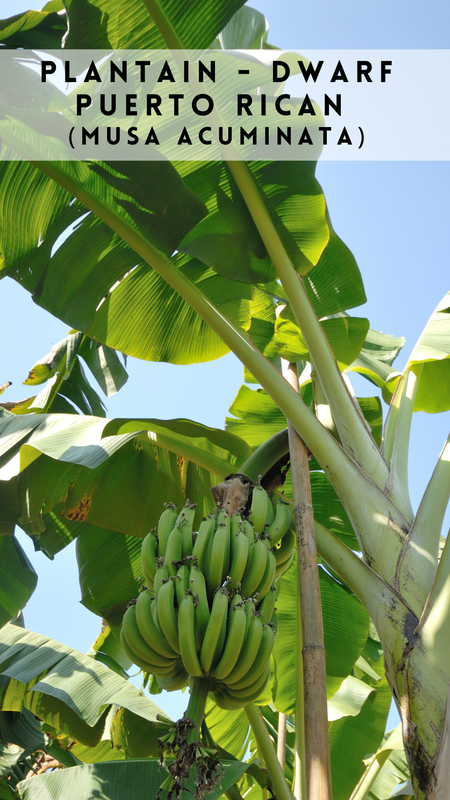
123,489 -> 294,706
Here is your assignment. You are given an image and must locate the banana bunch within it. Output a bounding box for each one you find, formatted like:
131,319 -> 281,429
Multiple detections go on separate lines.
122,488 -> 294,707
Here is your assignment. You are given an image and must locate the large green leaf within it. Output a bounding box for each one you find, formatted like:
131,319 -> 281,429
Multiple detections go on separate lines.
0,538 -> 37,629
347,326 -> 405,392
0,8 -> 66,48
275,310 -> 370,367
408,291 -> 450,413
272,559 -> 370,714
329,630 -> 392,800
0,411 -> 251,553
0,625 -> 168,748
16,757 -> 249,800
64,0 -> 246,49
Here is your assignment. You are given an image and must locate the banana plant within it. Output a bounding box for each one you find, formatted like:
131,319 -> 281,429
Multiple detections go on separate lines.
0,1 -> 450,799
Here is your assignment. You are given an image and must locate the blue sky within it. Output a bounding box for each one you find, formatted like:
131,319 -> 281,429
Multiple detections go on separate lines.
1,0 -> 449,727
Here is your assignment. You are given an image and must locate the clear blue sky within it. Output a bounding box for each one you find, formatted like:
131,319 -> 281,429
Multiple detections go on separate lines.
1,0 -> 449,726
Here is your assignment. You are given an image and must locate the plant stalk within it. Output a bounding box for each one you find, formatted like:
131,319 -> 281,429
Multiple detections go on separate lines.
184,677 -> 211,744
277,713 -> 287,770
225,159 -> 389,493
349,750 -> 391,800
281,359 -> 332,800
294,589 -> 307,800
245,703 -> 294,800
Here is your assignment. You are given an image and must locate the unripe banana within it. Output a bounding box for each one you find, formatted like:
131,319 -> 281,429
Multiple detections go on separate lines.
225,659 -> 271,700
258,585 -> 276,623
242,520 -> 256,545
175,564 -> 190,607
192,515 -> 215,571
248,484 -> 270,535
213,594 -> 247,680
141,530 -> 158,584
227,623 -> 275,689
228,529 -> 250,589
200,588 -> 229,675
267,497 -> 291,547
254,550 -> 276,602
156,664 -> 189,691
157,579 -> 180,654
240,539 -> 268,598
178,593 -> 204,677
205,514 -> 231,595
154,564 -> 170,597
274,528 -> 295,566
120,627 -> 179,676
275,549 -> 294,579
175,502 -> 196,530
164,525 -> 183,577
135,588 -> 177,660
176,504 -> 196,561
181,519 -> 194,561
230,513 -> 244,536
122,604 -> 178,669
213,672 -> 270,708
224,611 -> 263,685
190,565 -> 210,650
157,504 -> 178,556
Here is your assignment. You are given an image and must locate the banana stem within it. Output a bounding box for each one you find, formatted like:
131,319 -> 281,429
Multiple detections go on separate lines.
294,589 -> 307,800
239,430 -> 289,483
225,159 -> 388,492
282,360 -> 332,800
349,749 -> 391,800
277,713 -> 287,770
184,678 -> 211,744
245,703 -> 294,800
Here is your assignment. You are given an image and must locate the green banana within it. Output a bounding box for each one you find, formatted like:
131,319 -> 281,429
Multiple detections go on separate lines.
275,549 -> 294,579
164,524 -> 183,577
180,519 -> 194,561
192,514 -> 215,571
248,484 -> 270,535
258,585 -> 276,623
122,604 -> 178,668
274,528 -> 295,566
213,671 -> 270,708
156,665 -> 189,691
175,502 -> 196,529
226,659 -> 271,699
157,504 -> 178,556
242,520 -> 256,545
120,627 -> 179,676
213,594 -> 247,680
190,565 -> 210,650
156,578 -> 180,654
175,564 -> 190,607
267,497 -> 292,547
135,589 -> 178,659
227,623 -> 275,689
200,588 -> 229,675
254,549 -> 276,602
205,512 -> 231,595
154,564 -> 170,597
141,530 -> 159,584
141,566 -> 155,592
178,593 -> 204,677
228,529 -> 249,589
224,611 -> 263,685
230,512 -> 243,536
240,539 -> 268,598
